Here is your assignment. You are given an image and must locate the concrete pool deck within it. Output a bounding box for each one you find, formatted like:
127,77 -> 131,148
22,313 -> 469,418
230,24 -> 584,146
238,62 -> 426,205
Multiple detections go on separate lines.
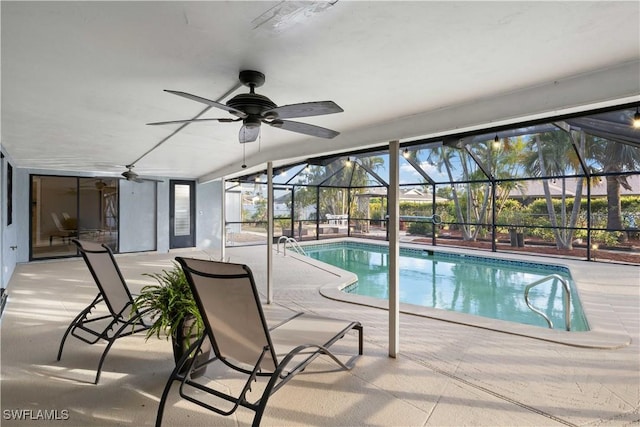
1,239 -> 638,426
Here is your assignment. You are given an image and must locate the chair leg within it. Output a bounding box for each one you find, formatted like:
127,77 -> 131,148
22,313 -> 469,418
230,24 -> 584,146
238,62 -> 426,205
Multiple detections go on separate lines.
57,296 -> 102,362
57,311 -> 91,361
252,340 -> 361,425
156,340 -> 198,427
94,339 -> 114,384
57,322 -> 76,361
252,363 -> 288,427
93,318 -> 142,384
252,397 -> 269,427
155,378 -> 173,427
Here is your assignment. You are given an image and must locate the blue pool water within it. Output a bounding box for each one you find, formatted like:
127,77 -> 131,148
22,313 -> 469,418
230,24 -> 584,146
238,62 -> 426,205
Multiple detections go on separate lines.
304,242 -> 589,331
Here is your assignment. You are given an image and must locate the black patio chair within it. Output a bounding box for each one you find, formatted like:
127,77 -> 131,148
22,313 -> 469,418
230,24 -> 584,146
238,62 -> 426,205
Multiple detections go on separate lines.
156,257 -> 363,427
56,239 -> 152,384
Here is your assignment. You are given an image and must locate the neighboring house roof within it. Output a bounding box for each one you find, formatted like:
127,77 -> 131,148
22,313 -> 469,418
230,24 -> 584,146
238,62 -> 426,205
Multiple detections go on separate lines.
510,175 -> 640,198
355,187 -> 448,202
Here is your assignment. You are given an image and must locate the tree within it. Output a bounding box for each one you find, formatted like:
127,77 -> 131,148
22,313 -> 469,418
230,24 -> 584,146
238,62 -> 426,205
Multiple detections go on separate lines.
588,136 -> 640,242
489,137 -> 527,220
521,129 -> 587,249
425,145 -> 475,240
293,156 -> 384,223
424,137 -> 525,241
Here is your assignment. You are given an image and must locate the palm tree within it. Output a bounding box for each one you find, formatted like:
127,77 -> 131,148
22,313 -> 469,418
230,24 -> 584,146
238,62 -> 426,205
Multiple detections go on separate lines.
588,136 -> 640,242
490,137 -> 527,220
293,161 -> 343,219
425,138 -> 525,241
294,156 -> 384,224
521,130 -> 587,249
428,145 -> 475,240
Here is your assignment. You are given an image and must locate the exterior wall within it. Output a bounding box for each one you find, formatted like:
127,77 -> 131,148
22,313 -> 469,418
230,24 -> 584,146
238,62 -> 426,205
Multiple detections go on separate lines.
1,151 -> 18,289
156,180 -> 170,253
119,179 -> 157,253
13,168 -> 29,269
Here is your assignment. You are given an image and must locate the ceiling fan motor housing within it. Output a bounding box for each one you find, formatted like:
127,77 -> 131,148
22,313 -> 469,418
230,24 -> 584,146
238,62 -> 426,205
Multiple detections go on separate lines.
226,93 -> 277,116
226,71 -> 278,120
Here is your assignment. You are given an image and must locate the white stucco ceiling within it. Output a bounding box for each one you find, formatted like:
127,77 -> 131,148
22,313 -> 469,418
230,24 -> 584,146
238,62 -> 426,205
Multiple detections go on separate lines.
2,1 -> 639,181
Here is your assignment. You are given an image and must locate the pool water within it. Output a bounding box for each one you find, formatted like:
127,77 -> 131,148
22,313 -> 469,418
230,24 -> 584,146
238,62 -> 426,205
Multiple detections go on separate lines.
304,242 -> 589,331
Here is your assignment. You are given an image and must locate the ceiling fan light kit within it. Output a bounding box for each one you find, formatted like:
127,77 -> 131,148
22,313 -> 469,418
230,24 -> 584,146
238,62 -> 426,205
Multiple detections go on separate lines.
148,70 -> 343,144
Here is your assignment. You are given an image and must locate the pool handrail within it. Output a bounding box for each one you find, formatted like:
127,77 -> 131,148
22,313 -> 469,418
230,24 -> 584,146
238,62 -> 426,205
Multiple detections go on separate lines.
276,236 -> 306,257
524,274 -> 571,331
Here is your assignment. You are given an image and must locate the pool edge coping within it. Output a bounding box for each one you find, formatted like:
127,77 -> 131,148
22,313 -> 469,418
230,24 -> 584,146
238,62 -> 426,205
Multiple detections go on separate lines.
295,238 -> 632,350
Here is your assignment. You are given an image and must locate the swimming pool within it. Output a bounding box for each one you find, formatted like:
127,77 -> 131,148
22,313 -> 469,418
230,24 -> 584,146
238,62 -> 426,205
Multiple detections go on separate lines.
304,242 -> 589,331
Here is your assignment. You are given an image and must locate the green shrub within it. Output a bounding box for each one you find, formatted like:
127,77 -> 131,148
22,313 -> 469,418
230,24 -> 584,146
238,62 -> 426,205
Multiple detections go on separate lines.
591,230 -> 623,247
407,221 -> 433,236
369,200 -> 383,220
399,201 -> 434,216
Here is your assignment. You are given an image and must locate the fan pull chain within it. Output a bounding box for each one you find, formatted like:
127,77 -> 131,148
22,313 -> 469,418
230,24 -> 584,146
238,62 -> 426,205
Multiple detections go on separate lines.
242,143 -> 247,169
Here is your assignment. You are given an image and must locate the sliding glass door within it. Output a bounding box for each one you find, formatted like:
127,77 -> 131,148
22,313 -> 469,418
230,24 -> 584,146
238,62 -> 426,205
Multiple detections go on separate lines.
30,175 -> 118,259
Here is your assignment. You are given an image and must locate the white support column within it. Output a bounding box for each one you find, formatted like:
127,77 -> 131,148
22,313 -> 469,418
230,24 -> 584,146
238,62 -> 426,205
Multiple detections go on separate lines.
388,140 -> 400,358
267,162 -> 274,304
220,177 -> 226,262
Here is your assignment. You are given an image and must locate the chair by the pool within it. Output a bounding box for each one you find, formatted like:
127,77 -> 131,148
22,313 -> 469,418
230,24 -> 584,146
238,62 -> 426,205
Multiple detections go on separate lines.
56,239 -> 152,384
156,257 -> 363,427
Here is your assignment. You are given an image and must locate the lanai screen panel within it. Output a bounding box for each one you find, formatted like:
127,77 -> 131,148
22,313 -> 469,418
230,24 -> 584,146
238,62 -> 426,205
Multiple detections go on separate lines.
274,164 -> 307,185
413,145 -> 486,184
466,134 -> 527,180
356,153 -> 389,187
582,135 -> 640,174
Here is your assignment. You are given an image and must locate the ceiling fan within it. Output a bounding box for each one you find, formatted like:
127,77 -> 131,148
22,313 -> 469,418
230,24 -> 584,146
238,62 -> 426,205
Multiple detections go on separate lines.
147,70 -> 343,143
121,165 -> 163,183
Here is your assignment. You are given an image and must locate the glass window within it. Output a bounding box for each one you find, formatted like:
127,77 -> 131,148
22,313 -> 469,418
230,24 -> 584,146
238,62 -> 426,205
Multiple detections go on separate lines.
173,184 -> 191,236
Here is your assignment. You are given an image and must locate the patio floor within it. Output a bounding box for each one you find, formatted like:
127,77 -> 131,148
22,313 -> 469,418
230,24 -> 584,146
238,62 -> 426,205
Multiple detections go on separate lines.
1,239 -> 638,426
